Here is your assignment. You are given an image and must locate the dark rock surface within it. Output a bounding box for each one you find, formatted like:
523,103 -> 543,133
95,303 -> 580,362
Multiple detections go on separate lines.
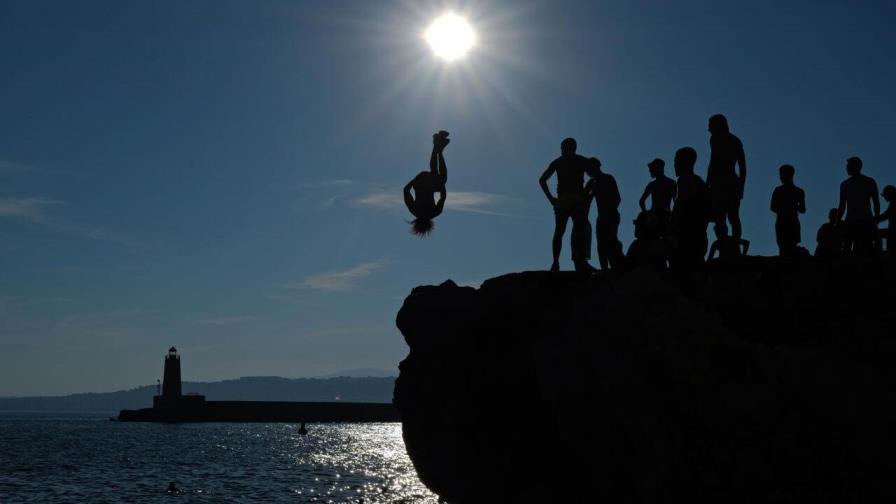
394,257 -> 896,503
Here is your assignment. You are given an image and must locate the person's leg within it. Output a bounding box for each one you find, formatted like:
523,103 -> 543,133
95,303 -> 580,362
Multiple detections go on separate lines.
595,215 -> 608,270
729,199 -> 743,241
711,191 -> 727,240
571,209 -> 592,271
609,211 -> 623,268
552,210 -> 568,271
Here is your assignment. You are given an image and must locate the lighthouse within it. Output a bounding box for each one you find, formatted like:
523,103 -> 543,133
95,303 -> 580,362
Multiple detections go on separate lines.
161,347 -> 182,398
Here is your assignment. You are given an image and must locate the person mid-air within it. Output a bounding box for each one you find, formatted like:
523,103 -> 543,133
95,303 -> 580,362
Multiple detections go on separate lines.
404,131 -> 449,236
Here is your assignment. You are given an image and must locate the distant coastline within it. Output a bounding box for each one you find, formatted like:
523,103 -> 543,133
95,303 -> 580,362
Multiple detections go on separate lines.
0,375 -> 396,413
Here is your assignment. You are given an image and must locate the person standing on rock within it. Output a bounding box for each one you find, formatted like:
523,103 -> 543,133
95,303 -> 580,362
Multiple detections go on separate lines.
770,164 -> 807,257
404,131 -> 449,236
707,114 -> 747,243
671,147 -> 711,268
539,137 -> 595,272
639,157 -> 676,238
585,157 -> 623,270
837,156 -> 880,254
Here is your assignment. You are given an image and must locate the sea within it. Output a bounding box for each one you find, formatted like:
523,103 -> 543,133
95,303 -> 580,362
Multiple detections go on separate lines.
0,413 -> 439,503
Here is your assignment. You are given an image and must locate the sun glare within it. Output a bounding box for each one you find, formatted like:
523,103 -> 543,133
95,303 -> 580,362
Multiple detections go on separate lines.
424,13 -> 476,62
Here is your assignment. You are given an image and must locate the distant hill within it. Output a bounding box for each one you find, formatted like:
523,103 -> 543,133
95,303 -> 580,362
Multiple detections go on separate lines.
317,368 -> 398,378
0,376 -> 396,413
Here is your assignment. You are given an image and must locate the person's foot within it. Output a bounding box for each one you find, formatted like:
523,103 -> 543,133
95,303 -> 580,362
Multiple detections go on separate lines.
575,261 -> 598,274
549,262 -> 560,273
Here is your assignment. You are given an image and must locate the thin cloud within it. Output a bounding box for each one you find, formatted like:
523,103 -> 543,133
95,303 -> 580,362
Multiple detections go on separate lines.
296,179 -> 355,189
0,197 -> 60,220
192,316 -> 256,326
357,189 -> 522,217
0,160 -> 32,176
298,259 -> 388,291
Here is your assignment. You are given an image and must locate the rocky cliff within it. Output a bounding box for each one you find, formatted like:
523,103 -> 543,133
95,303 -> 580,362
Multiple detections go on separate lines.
394,257 -> 896,502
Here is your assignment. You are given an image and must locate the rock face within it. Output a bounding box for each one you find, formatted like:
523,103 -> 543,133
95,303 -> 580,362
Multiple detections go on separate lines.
394,258 -> 896,503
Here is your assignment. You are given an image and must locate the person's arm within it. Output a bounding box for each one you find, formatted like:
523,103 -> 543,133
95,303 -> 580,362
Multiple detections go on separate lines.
798,189 -> 806,214
872,181 -> 881,218
837,183 -> 846,222
740,239 -> 750,255
539,165 -> 557,205
770,189 -> 779,214
639,185 -> 649,212
876,205 -> 891,224
403,179 -> 416,214
708,241 -> 719,260
610,177 -> 621,210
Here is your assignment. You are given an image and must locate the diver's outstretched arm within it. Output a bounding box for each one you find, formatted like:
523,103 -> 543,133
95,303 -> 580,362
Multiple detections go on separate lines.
403,180 -> 416,214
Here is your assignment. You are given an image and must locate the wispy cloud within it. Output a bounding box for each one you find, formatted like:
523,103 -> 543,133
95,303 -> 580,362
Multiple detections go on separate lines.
0,196 -> 139,247
192,316 -> 256,326
357,189 -> 521,217
0,197 -> 60,220
295,259 -> 388,291
0,160 -> 32,176
296,179 -> 355,189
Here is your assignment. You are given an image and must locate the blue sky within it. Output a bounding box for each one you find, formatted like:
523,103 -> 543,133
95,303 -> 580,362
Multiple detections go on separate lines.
2,0 -> 894,395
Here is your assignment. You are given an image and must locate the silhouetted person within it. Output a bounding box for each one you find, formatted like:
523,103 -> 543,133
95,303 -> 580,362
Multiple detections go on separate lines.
671,147 -> 710,268
837,156 -> 880,253
770,164 -> 807,257
298,421 -> 308,435
585,157 -> 623,270
627,210 -> 670,270
404,131 -> 449,236
877,185 -> 896,255
639,158 -> 676,212
639,157 -> 676,238
707,114 -> 746,241
708,223 -> 750,261
815,208 -> 843,258
539,138 -> 593,272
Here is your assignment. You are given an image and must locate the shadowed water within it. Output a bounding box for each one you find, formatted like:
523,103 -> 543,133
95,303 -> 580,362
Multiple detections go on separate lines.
0,413 -> 437,503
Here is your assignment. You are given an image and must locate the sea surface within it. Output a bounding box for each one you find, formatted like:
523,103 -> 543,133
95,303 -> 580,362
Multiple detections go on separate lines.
0,413 -> 438,503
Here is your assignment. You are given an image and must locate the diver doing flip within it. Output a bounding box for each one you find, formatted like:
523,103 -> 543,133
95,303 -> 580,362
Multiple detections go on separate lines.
404,131 -> 450,236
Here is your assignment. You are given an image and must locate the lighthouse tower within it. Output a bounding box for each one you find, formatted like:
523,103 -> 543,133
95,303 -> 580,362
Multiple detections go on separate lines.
161,346 -> 182,398
152,346 -> 205,411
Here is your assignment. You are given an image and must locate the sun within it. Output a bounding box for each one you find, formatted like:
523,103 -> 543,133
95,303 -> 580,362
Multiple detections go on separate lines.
424,13 -> 476,62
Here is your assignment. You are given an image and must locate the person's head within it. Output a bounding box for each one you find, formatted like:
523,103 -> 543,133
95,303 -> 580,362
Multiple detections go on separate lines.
648,158 -> 665,178
846,156 -> 862,176
407,199 -> 439,236
674,147 -> 697,176
828,208 -> 838,223
409,217 -> 435,236
560,137 -> 577,157
883,185 -> 896,202
587,157 -> 601,177
708,114 -> 729,135
779,164 -> 795,184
